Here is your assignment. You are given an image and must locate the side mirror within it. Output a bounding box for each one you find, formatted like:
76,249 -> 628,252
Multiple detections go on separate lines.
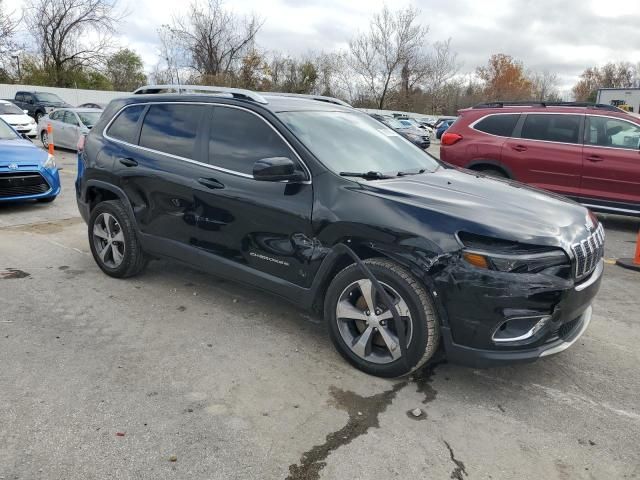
253,157 -> 306,182
23,109 -> 28,114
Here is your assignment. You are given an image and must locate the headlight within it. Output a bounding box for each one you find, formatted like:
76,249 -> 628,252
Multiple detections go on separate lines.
43,154 -> 56,169
458,232 -> 570,275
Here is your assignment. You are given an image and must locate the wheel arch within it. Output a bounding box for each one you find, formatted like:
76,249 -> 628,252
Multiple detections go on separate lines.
84,180 -> 139,231
466,159 -> 513,178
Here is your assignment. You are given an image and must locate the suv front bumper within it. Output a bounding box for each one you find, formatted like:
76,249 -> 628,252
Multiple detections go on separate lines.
436,259 -> 603,368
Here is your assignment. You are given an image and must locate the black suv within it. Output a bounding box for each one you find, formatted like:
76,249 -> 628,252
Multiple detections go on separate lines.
76,85 -> 604,377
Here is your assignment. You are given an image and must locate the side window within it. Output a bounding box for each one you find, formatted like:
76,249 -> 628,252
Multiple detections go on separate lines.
63,111 -> 79,126
24,94 -> 33,104
49,111 -> 60,121
586,116 -> 640,150
520,114 -> 582,144
139,104 -> 207,159
474,114 -> 520,137
106,105 -> 146,144
15,93 -> 24,102
208,107 -> 295,175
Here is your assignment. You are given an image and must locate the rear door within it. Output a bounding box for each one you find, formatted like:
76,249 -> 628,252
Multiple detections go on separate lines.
193,105 -> 314,286
581,115 -> 640,211
501,113 -> 584,197
61,111 -> 81,149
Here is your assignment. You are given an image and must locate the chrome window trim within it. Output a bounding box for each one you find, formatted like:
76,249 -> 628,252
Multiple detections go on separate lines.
582,203 -> 640,214
103,101 -> 312,184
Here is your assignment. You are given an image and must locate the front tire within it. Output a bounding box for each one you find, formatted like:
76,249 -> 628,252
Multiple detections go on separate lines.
88,200 -> 147,278
324,258 -> 440,378
35,111 -> 43,123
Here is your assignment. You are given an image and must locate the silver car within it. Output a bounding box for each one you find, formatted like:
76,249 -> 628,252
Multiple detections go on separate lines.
39,108 -> 103,151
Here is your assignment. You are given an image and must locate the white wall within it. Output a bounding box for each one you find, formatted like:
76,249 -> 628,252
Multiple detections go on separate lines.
0,83 -> 130,106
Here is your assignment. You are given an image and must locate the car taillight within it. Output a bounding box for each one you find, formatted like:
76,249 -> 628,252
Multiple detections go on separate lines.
441,132 -> 463,146
77,134 -> 86,152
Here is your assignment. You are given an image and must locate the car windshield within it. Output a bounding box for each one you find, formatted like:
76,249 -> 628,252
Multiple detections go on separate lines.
383,118 -> 405,129
0,119 -> 19,140
0,103 -> 25,115
77,111 -> 102,127
399,120 -> 414,128
34,93 -> 65,103
279,111 -> 440,175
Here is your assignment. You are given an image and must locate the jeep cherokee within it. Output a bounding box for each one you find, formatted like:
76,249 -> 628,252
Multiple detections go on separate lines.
76,86 -> 604,377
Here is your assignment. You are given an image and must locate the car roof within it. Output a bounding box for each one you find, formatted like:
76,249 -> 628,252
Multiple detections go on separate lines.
460,102 -> 632,117
52,107 -> 102,113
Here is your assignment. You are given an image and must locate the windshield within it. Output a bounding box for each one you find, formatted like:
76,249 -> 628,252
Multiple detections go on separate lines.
0,103 -> 25,115
34,93 -> 65,103
0,119 -> 19,140
383,118 -> 405,129
399,119 -> 415,128
77,111 -> 102,127
279,111 -> 440,175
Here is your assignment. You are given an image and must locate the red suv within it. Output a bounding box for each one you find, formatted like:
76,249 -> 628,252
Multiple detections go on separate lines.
440,102 -> 640,216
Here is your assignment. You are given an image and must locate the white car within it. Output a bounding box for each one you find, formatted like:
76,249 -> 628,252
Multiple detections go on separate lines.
38,108 -> 103,151
0,100 -> 37,138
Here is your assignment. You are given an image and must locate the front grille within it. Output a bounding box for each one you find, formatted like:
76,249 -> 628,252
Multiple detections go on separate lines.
0,172 -> 50,198
558,317 -> 580,339
571,223 -> 605,280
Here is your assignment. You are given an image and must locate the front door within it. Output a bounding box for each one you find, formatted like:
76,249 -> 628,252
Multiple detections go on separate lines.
501,113 -> 584,198
193,105 -> 314,287
581,115 -> 640,211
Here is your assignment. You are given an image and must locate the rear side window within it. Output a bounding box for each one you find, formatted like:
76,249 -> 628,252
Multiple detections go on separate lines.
520,114 -> 582,144
139,104 -> 207,159
15,93 -> 24,102
586,116 -> 640,149
107,105 -> 146,144
474,114 -> 519,137
208,106 -> 293,175
49,111 -> 61,121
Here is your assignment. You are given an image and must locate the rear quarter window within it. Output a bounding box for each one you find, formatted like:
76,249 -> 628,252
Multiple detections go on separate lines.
474,114 -> 520,137
106,105 -> 146,144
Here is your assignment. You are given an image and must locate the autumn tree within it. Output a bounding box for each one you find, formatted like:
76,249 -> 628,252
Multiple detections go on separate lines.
572,62 -> 638,102
476,54 -> 534,101
349,5 -> 428,109
24,0 -> 123,87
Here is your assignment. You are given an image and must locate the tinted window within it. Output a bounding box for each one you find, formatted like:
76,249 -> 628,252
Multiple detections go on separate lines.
521,114 -> 581,144
139,104 -> 206,159
107,105 -> 146,144
15,93 -> 23,102
209,107 -> 293,175
49,111 -> 61,121
63,111 -> 79,125
475,114 -> 519,137
586,116 -> 640,149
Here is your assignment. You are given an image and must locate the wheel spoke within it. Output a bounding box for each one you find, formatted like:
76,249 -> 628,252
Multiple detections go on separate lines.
93,223 -> 109,240
352,325 -> 374,358
336,300 -> 368,321
357,279 -> 376,312
98,243 -> 111,262
103,214 -> 112,237
112,230 -> 124,243
112,245 -> 124,265
378,298 -> 410,321
378,326 -> 401,359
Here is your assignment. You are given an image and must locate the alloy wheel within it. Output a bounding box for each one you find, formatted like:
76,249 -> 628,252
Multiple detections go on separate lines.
92,212 -> 126,268
335,279 -> 413,364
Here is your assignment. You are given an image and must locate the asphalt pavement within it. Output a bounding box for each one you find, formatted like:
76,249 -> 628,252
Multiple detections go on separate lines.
1,144 -> 639,480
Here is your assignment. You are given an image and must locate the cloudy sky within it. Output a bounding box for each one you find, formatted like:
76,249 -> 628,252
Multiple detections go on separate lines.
6,0 -> 640,90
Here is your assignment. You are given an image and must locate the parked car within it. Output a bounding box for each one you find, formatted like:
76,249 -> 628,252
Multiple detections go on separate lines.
435,119 -> 456,139
383,118 -> 431,149
76,85 -> 603,377
77,102 -> 107,109
11,91 -> 71,123
39,108 -> 103,151
396,118 -> 433,135
0,100 -> 37,138
439,102 -> 640,216
0,117 -> 60,203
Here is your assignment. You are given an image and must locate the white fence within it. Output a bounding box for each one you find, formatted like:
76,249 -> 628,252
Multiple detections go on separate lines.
0,83 -> 130,106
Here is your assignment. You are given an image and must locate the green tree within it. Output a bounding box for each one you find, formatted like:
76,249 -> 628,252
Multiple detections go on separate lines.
106,48 -> 147,91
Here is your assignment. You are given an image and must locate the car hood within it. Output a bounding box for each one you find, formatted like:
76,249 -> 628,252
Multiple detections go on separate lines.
0,139 -> 48,165
0,114 -> 33,125
359,165 -> 591,252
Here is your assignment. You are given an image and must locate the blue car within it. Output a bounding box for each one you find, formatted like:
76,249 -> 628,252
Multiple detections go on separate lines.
0,118 -> 60,203
435,119 -> 456,140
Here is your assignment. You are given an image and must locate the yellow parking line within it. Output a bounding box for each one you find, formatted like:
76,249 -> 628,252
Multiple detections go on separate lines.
604,258 -> 617,265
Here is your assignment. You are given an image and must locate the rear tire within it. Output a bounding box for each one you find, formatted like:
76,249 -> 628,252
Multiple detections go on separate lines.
88,200 -> 147,278
324,258 -> 440,378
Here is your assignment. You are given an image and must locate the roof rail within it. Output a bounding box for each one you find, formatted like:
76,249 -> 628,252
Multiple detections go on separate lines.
265,92 -> 352,107
473,101 -> 622,112
132,85 -> 268,104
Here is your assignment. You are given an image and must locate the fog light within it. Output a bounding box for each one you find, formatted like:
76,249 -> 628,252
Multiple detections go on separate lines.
493,315 -> 552,343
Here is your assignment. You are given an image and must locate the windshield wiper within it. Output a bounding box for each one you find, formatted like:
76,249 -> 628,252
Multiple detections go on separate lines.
396,169 -> 426,177
339,171 -> 394,180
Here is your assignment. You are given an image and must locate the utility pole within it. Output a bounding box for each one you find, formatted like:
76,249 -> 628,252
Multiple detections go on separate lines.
12,55 -> 21,83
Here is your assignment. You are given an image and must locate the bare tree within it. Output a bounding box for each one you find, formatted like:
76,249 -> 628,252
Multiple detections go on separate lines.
0,0 -> 18,52
349,5 -> 428,109
169,0 -> 263,84
530,70 -> 558,101
24,0 -> 123,86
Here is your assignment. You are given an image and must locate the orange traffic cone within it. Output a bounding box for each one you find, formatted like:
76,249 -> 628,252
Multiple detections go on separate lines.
47,123 -> 54,155
617,230 -> 640,272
